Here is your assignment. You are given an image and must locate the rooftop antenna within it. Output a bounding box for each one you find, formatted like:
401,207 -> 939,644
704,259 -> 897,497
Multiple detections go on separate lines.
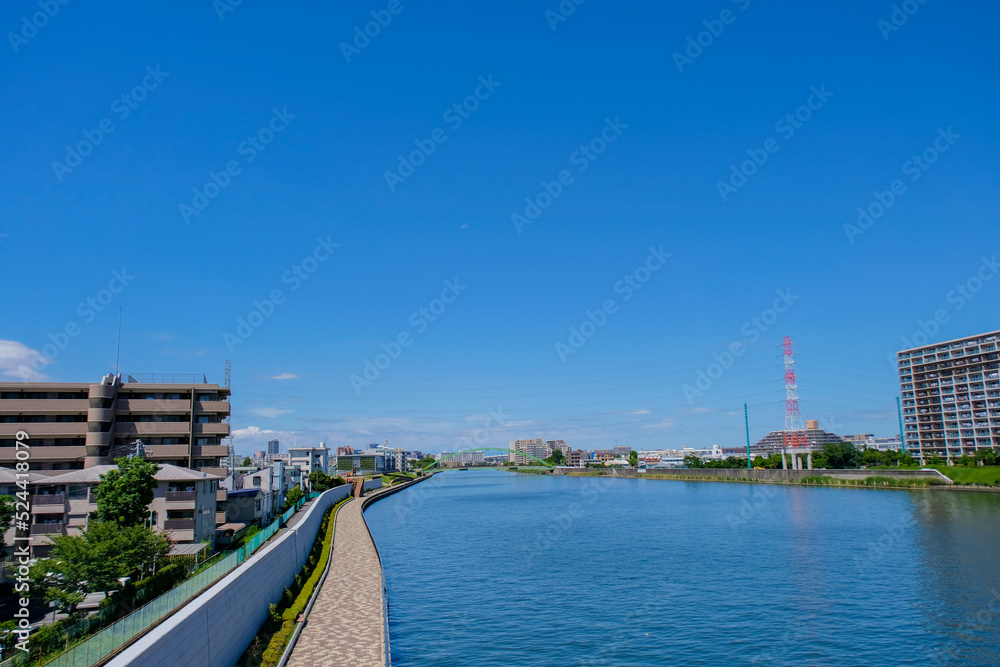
115,308 -> 123,376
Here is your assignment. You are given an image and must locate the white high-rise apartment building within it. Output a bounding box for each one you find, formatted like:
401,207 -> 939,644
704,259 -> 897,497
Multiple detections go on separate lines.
898,330 -> 1000,461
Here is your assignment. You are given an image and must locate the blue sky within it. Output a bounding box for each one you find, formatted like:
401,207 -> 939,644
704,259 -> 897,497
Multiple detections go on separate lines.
2,0 -> 998,455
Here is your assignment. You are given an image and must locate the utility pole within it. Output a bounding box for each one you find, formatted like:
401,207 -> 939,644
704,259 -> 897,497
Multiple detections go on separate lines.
744,403 -> 751,468
897,396 -> 906,453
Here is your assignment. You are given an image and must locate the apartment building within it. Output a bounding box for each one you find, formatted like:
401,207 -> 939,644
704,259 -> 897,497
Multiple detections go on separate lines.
898,330 -> 1000,460
509,438 -> 548,464
750,422 -> 844,455
0,373 -> 230,477
27,464 -> 221,556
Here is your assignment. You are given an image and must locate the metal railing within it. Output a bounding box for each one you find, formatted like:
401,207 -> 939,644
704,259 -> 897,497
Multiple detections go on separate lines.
33,494 -> 67,506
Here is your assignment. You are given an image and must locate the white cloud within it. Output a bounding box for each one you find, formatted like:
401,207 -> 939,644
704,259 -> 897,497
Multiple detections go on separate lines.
0,340 -> 50,380
271,373 -> 299,380
250,408 -> 294,419
644,418 -> 675,430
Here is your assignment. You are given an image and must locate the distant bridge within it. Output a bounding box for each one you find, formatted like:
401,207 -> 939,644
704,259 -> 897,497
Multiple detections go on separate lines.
423,448 -> 554,470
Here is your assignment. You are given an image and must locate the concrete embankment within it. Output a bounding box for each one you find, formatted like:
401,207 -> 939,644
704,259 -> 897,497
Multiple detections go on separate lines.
552,467 -> 953,485
286,475 -> 431,667
104,480 -> 384,667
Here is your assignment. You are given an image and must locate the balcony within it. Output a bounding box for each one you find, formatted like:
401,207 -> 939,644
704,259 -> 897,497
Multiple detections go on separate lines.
216,488 -> 227,503
194,423 -> 230,437
116,398 -> 191,413
31,494 -> 66,510
193,445 -> 229,458
116,423 -> 192,436
165,491 -> 197,502
0,399 -> 89,414
0,423 -> 87,437
194,401 -> 230,414
163,519 -> 195,530
200,467 -> 227,479
30,523 -> 66,535
144,445 -> 190,458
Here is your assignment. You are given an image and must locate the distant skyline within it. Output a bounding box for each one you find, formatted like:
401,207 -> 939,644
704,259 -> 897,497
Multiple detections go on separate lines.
2,1 -> 998,455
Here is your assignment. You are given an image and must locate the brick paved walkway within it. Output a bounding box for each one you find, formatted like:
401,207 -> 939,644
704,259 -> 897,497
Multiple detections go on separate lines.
288,497 -> 387,667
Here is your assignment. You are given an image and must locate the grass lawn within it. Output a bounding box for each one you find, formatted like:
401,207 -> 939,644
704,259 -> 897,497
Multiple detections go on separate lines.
931,466 -> 1000,486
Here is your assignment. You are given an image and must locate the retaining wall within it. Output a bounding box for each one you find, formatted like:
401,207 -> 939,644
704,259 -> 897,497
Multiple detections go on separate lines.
558,467 -> 952,484
105,484 -> 354,667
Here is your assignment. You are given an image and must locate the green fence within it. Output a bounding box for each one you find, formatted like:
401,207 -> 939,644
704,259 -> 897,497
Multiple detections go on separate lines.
3,496 -> 312,667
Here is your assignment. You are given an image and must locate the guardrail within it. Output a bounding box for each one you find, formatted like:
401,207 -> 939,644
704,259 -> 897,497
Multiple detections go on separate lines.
0,494 -> 319,667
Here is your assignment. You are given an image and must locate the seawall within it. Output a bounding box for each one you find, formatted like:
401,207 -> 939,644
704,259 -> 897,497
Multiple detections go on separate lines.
104,479 -> 382,667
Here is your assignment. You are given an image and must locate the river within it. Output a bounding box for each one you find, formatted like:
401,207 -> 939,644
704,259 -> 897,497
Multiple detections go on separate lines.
364,470 -> 1000,666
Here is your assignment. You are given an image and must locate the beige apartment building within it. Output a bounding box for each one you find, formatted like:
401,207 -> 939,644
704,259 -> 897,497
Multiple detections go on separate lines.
898,330 -> 1000,460
27,464 -> 222,556
0,373 -> 230,477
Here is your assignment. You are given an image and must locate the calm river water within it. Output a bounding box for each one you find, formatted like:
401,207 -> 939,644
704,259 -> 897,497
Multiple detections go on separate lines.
365,470 -> 1000,666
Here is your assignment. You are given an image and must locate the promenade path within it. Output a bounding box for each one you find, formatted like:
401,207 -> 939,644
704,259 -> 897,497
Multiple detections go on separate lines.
288,494 -> 387,667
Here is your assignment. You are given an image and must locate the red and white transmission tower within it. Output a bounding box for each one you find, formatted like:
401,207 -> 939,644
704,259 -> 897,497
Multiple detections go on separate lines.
783,336 -> 803,432
782,336 -> 807,449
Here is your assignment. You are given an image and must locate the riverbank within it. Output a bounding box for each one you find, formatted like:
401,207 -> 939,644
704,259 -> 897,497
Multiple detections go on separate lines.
506,465 -> 1000,492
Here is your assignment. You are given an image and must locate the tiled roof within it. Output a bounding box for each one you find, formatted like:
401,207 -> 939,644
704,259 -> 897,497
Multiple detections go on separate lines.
31,463 -> 223,485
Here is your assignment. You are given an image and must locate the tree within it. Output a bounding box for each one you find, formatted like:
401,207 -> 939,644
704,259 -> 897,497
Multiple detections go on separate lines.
309,470 -> 334,492
550,449 -> 566,466
628,450 -> 639,468
415,456 -> 436,469
282,486 -> 304,512
0,495 -> 13,546
241,457 -> 253,466
819,442 -> 861,469
975,448 -> 998,467
94,457 -> 160,528
30,522 -> 169,609
103,523 -> 170,580
862,449 -> 886,468
683,454 -> 703,469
